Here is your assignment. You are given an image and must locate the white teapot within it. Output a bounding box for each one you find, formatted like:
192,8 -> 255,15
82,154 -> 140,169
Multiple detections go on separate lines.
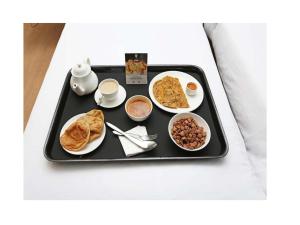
70,58 -> 98,96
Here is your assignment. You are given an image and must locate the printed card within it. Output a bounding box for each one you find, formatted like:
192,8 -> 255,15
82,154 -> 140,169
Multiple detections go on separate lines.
125,53 -> 148,84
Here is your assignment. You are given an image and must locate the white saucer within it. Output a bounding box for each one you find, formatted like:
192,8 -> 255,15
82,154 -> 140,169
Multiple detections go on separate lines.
60,113 -> 106,155
94,85 -> 127,108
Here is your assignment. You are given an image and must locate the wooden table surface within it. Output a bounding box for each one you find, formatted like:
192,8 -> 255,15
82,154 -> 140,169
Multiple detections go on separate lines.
23,23 -> 64,129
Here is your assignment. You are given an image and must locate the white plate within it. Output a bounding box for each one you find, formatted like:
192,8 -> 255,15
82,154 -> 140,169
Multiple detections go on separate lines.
148,71 -> 204,113
168,112 -> 211,151
60,113 -> 106,155
94,85 -> 126,108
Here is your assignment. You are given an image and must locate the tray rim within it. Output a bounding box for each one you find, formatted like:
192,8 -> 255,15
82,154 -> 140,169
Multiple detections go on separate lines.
43,64 -> 228,162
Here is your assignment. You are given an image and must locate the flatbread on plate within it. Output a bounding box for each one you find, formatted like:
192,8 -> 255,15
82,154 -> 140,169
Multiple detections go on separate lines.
77,109 -> 105,142
60,120 -> 90,151
153,76 -> 189,109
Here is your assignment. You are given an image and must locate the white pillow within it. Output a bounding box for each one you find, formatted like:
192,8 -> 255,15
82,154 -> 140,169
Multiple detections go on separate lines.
204,23 -> 266,192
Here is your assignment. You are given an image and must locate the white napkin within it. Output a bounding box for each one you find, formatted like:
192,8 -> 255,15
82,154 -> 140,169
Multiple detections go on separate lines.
118,126 -> 157,157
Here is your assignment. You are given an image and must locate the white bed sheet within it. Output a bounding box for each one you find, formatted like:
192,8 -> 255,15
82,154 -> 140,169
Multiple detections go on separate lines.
24,24 -> 265,199
204,23 -> 266,191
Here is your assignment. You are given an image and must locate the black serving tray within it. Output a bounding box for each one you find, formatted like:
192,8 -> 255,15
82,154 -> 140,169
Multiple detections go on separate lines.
44,65 -> 228,162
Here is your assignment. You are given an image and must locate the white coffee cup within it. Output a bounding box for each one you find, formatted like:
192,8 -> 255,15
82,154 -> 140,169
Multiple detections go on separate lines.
97,79 -> 119,104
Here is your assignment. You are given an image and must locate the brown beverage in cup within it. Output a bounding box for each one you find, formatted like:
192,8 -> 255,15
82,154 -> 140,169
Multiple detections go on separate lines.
98,79 -> 119,102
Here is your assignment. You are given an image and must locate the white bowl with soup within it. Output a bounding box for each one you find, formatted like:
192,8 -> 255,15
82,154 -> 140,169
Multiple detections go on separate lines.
125,95 -> 153,122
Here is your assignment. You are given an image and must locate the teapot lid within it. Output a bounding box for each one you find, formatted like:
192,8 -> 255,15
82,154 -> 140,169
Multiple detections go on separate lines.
71,63 -> 91,77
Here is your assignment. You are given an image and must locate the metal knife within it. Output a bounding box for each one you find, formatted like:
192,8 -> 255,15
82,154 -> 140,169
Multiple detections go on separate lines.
106,122 -> 157,149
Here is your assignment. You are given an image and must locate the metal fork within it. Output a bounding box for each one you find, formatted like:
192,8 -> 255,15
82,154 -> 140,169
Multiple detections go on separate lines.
112,131 -> 158,141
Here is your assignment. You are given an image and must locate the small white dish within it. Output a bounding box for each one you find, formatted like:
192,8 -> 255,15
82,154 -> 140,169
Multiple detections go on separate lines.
186,82 -> 198,96
168,112 -> 211,151
94,85 -> 126,108
60,113 -> 106,155
125,95 -> 153,122
148,71 -> 204,114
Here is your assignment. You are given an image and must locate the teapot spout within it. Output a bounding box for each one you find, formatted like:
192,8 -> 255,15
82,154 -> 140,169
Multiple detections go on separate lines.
72,83 -> 85,96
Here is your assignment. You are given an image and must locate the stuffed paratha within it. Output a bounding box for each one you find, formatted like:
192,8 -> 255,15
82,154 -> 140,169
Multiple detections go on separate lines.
153,76 -> 189,109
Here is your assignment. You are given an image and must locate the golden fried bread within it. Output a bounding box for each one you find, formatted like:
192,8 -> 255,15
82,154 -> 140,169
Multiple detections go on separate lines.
60,120 -> 90,151
86,109 -> 104,121
60,109 -> 105,152
77,116 -> 103,141
153,76 -> 189,108
77,109 -> 105,142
